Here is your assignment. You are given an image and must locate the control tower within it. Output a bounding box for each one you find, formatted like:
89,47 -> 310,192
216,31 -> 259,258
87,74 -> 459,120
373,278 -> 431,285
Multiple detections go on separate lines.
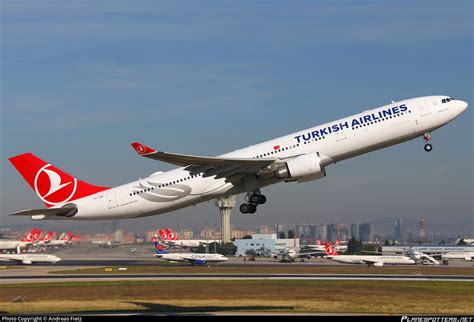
216,196 -> 236,243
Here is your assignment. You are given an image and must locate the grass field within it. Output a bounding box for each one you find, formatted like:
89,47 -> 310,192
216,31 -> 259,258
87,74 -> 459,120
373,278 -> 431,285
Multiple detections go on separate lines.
52,265 -> 474,276
0,280 -> 472,314
0,266 -> 24,270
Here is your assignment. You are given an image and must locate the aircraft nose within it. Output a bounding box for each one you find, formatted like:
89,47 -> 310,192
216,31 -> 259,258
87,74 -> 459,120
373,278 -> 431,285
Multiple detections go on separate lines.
458,100 -> 468,113
452,99 -> 468,118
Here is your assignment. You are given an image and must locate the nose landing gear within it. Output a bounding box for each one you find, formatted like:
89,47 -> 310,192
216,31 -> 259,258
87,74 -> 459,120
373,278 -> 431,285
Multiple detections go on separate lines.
423,132 -> 433,152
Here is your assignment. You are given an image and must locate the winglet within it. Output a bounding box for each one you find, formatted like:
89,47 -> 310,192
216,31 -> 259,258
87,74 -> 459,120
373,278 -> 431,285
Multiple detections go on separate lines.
131,142 -> 157,155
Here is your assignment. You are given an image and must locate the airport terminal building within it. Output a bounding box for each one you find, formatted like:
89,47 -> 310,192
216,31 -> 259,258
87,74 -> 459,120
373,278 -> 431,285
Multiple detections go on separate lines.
382,245 -> 474,255
234,234 -> 300,257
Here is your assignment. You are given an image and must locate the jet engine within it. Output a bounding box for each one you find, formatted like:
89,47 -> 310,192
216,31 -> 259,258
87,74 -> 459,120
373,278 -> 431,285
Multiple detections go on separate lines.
275,152 -> 326,182
372,262 -> 384,267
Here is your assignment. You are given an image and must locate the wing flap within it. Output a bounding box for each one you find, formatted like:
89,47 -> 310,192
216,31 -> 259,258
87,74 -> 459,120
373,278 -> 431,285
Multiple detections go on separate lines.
131,142 -> 276,179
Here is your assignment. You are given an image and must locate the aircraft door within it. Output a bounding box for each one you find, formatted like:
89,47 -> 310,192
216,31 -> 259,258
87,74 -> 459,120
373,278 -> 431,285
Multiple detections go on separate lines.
107,193 -> 118,209
418,101 -> 431,117
335,129 -> 347,142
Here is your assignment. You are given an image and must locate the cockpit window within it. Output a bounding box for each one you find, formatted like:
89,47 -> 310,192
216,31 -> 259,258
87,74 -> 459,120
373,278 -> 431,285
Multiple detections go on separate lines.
442,99 -> 446,104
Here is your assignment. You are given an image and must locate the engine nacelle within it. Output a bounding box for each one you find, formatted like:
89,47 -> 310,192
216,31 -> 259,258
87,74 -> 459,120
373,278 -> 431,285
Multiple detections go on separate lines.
276,152 -> 326,182
372,262 -> 384,267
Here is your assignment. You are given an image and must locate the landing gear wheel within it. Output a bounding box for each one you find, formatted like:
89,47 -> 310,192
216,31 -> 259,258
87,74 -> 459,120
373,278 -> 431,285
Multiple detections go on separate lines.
249,194 -> 267,205
249,194 -> 261,204
239,203 -> 249,214
424,143 -> 433,152
248,204 -> 257,214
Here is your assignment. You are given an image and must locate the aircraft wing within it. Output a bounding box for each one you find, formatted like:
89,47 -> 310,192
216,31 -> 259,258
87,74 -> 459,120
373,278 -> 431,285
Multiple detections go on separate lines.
9,207 -> 77,219
361,259 -> 384,266
131,142 -> 276,182
181,256 -> 208,265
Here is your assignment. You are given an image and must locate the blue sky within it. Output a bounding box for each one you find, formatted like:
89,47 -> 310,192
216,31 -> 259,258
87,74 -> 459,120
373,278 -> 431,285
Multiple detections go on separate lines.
1,1 -> 472,235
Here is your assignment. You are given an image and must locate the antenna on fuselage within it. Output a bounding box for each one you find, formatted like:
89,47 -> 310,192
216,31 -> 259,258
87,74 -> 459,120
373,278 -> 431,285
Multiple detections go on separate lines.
391,99 -> 396,104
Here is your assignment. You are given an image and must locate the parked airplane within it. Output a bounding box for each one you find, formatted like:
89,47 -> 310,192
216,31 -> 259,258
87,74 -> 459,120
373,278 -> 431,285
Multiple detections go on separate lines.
153,241 -> 228,265
407,248 -> 439,265
47,232 -> 73,247
35,231 -> 55,246
456,238 -> 474,245
8,96 -> 467,220
0,228 -> 42,251
159,228 -> 220,248
441,252 -> 474,261
94,240 -> 123,248
323,243 -> 415,267
273,246 -> 324,262
0,247 -> 61,265
307,240 -> 347,253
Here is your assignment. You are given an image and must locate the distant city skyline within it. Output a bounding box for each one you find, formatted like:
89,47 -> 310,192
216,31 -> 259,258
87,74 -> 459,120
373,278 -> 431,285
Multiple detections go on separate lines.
1,216 -> 469,245
1,1 -> 472,233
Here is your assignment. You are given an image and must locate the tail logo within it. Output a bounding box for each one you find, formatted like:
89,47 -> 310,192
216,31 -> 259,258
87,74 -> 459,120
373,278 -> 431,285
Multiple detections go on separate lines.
34,164 -> 77,206
136,145 -> 147,154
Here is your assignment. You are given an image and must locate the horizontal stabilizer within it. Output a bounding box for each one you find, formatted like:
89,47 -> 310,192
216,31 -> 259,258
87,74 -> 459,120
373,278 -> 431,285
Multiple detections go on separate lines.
10,207 -> 77,218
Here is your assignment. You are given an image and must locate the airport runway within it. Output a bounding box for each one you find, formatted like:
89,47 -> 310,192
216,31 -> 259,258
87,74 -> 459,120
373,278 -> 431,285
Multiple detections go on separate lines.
1,273 -> 473,284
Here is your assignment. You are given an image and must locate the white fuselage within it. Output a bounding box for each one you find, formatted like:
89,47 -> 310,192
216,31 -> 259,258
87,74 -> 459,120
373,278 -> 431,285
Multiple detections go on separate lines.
52,96 -> 467,220
441,252 -> 474,261
47,239 -> 69,247
0,240 -> 33,251
0,253 -> 61,265
168,240 -> 221,248
155,252 -> 229,263
326,255 -> 416,266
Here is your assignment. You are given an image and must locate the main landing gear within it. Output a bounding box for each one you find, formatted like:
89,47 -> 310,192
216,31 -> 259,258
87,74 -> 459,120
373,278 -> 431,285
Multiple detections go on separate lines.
423,132 -> 433,152
240,190 -> 267,214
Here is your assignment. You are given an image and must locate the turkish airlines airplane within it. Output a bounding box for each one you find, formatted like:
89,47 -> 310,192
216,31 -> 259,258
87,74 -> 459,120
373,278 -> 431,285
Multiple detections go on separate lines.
324,243 -> 415,267
153,241 -> 228,265
8,96 -> 467,220
0,228 -> 42,251
47,232 -> 73,247
307,240 -> 347,253
34,231 -> 55,246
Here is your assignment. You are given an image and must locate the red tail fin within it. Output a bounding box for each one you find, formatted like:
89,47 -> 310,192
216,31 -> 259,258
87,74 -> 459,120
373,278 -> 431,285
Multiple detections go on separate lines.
165,228 -> 179,241
9,153 -> 110,208
24,228 -> 42,242
324,242 -> 338,256
158,229 -> 167,239
42,231 -> 55,242
22,228 -> 40,242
